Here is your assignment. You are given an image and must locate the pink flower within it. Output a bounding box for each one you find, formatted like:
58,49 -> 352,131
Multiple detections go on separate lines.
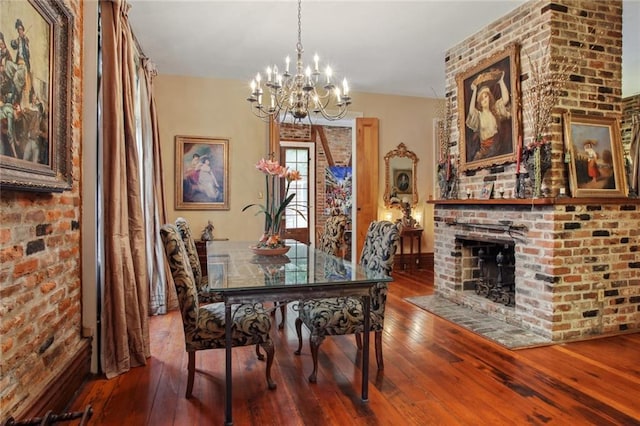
286,169 -> 302,182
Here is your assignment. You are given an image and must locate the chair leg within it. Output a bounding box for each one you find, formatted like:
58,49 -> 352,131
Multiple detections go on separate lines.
294,318 -> 303,355
375,331 -> 384,371
279,303 -> 286,330
260,340 -> 277,390
355,332 -> 362,350
186,351 -> 195,398
255,343 -> 264,361
308,334 -> 325,383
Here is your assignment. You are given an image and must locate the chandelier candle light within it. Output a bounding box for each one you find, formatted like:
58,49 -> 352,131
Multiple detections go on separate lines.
247,0 -> 351,124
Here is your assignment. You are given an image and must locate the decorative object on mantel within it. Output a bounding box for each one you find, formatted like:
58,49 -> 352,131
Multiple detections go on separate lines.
519,46 -> 576,198
522,137 -> 552,198
201,221 -> 215,241
562,113 -> 628,198
243,157 -> 302,252
436,96 -> 458,199
246,0 -> 350,124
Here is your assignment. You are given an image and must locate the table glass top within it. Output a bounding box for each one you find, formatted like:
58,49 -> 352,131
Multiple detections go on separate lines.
205,240 -> 391,291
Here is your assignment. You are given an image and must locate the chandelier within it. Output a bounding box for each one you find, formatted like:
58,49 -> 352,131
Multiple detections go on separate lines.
247,0 -> 351,124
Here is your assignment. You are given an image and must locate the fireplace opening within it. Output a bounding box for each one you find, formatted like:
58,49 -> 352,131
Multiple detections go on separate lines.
458,236 -> 516,307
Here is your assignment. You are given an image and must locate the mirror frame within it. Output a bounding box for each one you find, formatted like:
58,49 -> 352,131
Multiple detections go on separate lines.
383,143 -> 419,208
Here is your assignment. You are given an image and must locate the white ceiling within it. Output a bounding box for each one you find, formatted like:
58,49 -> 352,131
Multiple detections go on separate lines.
128,0 -> 640,99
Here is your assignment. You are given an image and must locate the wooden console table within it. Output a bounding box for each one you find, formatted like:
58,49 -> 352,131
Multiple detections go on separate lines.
396,226 -> 423,271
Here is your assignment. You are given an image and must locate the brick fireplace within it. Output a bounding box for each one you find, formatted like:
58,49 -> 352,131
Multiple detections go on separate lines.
433,199 -> 640,342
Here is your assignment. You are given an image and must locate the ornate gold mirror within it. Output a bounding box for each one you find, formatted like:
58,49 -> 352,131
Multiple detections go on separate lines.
383,143 -> 419,208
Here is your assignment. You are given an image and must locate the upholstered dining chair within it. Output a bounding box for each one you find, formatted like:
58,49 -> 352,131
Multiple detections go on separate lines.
160,224 -> 276,397
175,217 -> 221,304
317,213 -> 348,257
272,213 -> 349,330
294,220 -> 400,383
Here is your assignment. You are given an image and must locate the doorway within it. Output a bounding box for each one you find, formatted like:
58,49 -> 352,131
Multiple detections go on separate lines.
280,143 -> 315,245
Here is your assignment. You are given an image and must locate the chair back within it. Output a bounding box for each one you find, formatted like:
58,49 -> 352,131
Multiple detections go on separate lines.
160,224 -> 199,332
358,220 -> 400,316
318,214 -> 348,256
175,217 -> 203,289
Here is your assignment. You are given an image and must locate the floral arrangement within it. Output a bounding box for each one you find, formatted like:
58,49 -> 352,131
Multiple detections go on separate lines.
520,47 -> 578,197
242,157 -> 302,248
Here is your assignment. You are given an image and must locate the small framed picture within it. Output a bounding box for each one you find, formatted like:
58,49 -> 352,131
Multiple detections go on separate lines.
563,113 -> 627,198
480,182 -> 494,200
175,136 -> 230,210
393,169 -> 413,195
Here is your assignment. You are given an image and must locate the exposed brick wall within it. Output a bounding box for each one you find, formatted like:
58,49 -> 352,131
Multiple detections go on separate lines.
446,0 -> 623,197
0,0 -> 84,418
434,202 -> 640,341
435,0 -> 638,342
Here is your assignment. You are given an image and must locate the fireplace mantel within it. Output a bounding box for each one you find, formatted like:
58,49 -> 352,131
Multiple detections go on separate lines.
428,197 -> 640,206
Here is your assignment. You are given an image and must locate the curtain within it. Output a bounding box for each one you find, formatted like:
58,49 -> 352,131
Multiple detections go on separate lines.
139,58 -> 178,314
100,0 -> 150,378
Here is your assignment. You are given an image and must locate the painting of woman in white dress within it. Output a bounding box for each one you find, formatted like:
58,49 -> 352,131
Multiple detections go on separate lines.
175,136 -> 229,210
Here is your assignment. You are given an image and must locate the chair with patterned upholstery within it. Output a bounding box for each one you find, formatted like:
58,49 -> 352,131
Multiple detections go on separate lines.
317,214 -> 348,256
160,224 -> 276,397
175,217 -> 221,304
294,220 -> 400,382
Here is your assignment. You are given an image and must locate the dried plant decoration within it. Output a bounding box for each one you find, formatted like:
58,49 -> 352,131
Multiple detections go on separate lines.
435,95 -> 457,199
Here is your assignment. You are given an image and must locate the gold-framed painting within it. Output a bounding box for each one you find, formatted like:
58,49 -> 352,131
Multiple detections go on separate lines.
457,43 -> 521,172
175,135 -> 229,210
0,0 -> 73,192
563,113 -> 627,198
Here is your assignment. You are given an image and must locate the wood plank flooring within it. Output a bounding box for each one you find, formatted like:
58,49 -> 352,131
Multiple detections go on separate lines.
68,269 -> 640,425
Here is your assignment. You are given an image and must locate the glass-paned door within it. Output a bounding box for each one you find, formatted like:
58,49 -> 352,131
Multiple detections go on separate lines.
281,146 -> 310,244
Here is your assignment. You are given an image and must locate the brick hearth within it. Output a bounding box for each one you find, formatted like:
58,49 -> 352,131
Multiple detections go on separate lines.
433,199 -> 640,342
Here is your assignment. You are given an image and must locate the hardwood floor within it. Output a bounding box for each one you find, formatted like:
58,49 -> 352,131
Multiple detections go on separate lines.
68,270 -> 640,425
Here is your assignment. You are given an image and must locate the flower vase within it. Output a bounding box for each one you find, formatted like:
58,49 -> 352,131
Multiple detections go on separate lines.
524,143 -> 552,198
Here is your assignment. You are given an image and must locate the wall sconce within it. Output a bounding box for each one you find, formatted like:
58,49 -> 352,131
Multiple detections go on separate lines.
384,211 -> 393,222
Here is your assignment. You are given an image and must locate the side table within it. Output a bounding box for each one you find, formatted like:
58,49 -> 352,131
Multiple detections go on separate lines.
398,226 -> 423,271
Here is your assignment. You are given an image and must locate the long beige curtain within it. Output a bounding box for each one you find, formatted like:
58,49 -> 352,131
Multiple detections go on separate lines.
139,58 -> 177,314
101,0 -> 150,378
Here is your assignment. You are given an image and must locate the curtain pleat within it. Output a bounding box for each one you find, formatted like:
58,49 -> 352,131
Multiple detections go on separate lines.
101,0 -> 150,378
140,59 -> 177,314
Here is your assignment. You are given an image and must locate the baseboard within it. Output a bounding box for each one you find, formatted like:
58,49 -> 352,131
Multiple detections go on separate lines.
15,338 -> 92,421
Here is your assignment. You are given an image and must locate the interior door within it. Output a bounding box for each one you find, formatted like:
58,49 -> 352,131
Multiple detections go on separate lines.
280,146 -> 311,244
355,118 -> 379,257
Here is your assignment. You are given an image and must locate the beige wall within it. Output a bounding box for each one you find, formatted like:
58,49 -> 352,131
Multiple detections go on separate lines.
155,75 -> 441,251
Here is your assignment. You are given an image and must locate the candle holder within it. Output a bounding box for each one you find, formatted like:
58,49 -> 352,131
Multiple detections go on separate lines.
466,189 -> 472,199
498,187 -> 505,199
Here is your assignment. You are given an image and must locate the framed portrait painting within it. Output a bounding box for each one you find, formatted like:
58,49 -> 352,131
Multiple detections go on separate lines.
394,169 -> 412,195
563,113 -> 627,198
0,0 -> 73,192
456,43 -> 521,172
175,136 -> 230,210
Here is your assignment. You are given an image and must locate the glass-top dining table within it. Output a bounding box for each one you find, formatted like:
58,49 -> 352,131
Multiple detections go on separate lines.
205,239 -> 393,426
